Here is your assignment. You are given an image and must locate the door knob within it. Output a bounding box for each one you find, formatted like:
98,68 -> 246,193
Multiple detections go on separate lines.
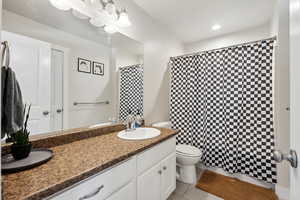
158,170 -> 162,174
43,111 -> 49,116
57,109 -> 63,113
274,149 -> 298,168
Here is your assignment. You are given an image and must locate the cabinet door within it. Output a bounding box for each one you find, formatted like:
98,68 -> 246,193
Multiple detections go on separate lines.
137,162 -> 161,200
106,181 -> 136,200
161,153 -> 176,200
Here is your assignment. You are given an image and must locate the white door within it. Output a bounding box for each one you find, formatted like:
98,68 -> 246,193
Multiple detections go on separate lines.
290,0 -> 300,199
51,49 -> 64,132
2,31 -> 51,135
161,153 -> 176,200
137,162 -> 161,200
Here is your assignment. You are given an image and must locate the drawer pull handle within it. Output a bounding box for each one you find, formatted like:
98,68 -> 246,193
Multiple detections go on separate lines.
163,166 -> 167,170
78,185 -> 104,200
158,170 -> 162,174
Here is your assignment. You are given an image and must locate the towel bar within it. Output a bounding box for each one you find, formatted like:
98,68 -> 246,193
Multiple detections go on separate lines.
73,101 -> 109,106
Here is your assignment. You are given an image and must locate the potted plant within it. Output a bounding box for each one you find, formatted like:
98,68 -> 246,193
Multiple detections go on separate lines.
10,104 -> 32,160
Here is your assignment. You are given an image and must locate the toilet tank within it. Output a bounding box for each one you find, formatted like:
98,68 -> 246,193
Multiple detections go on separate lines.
152,121 -> 171,129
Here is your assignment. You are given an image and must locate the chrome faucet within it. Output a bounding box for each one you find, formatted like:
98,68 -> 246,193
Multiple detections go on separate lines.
125,112 -> 136,131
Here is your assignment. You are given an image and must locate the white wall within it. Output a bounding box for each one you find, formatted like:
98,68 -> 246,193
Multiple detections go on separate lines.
115,49 -> 142,70
68,44 -> 112,128
2,10 -> 114,129
184,23 -> 272,53
115,0 -> 183,124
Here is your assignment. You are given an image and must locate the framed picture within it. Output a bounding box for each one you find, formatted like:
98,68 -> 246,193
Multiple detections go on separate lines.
93,62 -> 104,76
78,58 -> 91,73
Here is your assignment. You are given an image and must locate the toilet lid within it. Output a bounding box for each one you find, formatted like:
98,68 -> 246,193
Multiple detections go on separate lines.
176,145 -> 202,157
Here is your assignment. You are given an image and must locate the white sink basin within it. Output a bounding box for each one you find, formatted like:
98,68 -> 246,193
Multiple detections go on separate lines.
117,128 -> 161,140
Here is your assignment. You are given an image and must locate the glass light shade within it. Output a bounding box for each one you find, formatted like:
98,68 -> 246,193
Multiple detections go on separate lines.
111,12 -> 118,21
117,12 -> 131,27
49,0 -> 71,11
72,9 -> 89,19
104,25 -> 117,34
105,2 -> 116,15
90,0 -> 103,11
89,17 -> 105,27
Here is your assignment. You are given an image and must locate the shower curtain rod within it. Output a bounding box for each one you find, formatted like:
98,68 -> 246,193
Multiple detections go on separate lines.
170,36 -> 277,60
119,64 -> 142,70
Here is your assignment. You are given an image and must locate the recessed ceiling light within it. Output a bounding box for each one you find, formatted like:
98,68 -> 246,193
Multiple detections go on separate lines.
291,1 -> 300,13
212,24 -> 221,31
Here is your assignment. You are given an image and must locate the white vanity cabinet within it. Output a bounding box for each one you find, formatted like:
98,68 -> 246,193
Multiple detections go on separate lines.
49,157 -> 136,200
49,137 -> 176,200
161,153 -> 176,199
137,162 -> 162,200
106,181 -> 136,200
137,138 -> 176,200
137,153 -> 176,200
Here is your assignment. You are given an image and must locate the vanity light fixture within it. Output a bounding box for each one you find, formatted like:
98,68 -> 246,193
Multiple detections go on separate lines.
49,0 -> 132,34
105,0 -> 116,15
49,0 -> 71,11
71,0 -> 90,19
117,10 -> 131,27
91,0 -> 104,12
212,24 -> 221,31
104,25 -> 118,34
90,17 -> 106,27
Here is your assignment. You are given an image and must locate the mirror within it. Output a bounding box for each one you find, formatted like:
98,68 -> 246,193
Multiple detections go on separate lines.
1,0 -> 144,138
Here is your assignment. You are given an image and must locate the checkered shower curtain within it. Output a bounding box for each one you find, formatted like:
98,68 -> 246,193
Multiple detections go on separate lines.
119,64 -> 143,121
170,40 -> 277,184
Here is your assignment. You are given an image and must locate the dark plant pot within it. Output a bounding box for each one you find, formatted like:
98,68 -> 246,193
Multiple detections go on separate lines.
11,143 -> 32,160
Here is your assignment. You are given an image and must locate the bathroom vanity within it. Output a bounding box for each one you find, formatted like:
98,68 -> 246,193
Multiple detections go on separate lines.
50,136 -> 176,200
2,125 -> 177,200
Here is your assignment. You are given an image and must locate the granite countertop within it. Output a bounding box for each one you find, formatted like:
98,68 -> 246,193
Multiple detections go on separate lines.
2,126 -> 178,200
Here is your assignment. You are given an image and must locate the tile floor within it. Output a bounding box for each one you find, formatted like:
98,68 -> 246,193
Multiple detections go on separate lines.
167,181 -> 223,200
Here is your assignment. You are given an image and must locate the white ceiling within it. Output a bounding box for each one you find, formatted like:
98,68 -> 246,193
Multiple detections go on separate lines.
131,0 -> 275,43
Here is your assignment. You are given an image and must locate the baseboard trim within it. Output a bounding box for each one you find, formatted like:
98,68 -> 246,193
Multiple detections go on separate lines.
197,164 -> 274,189
275,185 -> 289,200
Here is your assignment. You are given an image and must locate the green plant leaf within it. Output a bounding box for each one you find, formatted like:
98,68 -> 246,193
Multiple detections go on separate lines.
12,104 -> 31,145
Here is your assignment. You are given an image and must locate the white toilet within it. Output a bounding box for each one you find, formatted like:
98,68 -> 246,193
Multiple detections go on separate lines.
152,121 -> 202,184
176,144 -> 202,184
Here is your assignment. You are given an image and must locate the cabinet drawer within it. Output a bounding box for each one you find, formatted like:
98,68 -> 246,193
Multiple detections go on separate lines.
106,181 -> 136,200
137,137 -> 176,175
50,157 -> 136,200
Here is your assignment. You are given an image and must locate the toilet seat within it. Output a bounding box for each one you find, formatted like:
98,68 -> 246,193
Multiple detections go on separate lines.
176,144 -> 202,157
